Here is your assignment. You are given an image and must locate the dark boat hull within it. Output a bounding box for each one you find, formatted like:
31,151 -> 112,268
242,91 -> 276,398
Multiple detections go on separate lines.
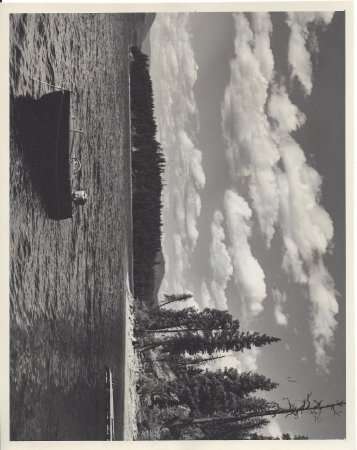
12,90 -> 73,220
36,90 -> 72,220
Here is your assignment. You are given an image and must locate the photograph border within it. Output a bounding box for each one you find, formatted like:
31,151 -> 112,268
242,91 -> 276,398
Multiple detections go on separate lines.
0,2 -> 354,449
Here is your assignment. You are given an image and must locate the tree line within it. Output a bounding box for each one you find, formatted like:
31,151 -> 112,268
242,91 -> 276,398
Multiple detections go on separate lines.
134,294 -> 345,440
130,46 -> 165,303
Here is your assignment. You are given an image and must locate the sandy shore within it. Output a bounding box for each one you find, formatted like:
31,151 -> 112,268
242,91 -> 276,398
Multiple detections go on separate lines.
123,274 -> 140,440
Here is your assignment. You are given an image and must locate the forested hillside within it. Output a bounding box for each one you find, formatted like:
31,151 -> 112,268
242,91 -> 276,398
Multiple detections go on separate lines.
130,46 -> 165,303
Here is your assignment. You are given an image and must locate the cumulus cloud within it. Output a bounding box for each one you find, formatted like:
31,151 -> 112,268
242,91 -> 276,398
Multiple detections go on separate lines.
185,182 -> 203,248
209,210 -> 234,309
251,12 -> 275,80
235,347 -> 261,372
272,103 -> 337,372
222,12 -> 280,246
272,288 -> 288,327
223,190 -> 267,317
265,418 -> 283,438
268,84 -> 306,132
277,138 -> 334,278
200,280 -> 214,308
223,12 -> 338,373
208,348 -> 261,373
154,11 -> 338,374
151,14 -> 206,296
286,12 -> 334,95
190,147 -> 206,189
273,111 -> 337,371
182,296 -> 201,311
171,233 -> 189,292
308,260 -> 339,374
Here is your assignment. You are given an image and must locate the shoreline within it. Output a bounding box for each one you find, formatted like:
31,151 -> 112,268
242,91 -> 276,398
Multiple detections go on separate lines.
126,41 -> 134,294
123,41 -> 138,440
123,273 -> 139,440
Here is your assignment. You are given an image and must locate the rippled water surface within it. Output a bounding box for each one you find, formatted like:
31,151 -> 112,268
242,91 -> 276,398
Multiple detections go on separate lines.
10,13 -> 133,440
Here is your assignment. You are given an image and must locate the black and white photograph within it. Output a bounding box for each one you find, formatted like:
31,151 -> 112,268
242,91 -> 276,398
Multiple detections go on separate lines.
4,3 -> 352,444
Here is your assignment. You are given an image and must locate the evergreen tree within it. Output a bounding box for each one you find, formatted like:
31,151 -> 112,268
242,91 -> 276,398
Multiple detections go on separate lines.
151,293 -> 193,312
168,394 -> 345,433
155,330 -> 280,355
168,369 -> 278,416
157,353 -> 226,372
148,307 -> 239,334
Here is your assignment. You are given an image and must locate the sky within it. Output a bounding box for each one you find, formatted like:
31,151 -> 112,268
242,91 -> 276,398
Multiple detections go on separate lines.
149,11 -> 345,439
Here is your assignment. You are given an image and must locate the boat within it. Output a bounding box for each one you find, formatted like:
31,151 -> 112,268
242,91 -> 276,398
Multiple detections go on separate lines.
22,79 -> 88,220
105,367 -> 115,441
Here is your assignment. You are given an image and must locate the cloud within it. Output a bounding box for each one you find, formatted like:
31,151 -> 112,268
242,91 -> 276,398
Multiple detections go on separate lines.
222,13 -> 338,373
277,138 -> 334,279
268,84 -> 306,133
273,108 -> 337,372
308,260 -> 339,374
209,210 -> 234,309
235,347 -> 261,372
223,189 -> 267,317
190,147 -> 206,189
208,348 -> 261,373
251,12 -> 274,81
273,109 -> 337,373
200,280 -> 214,308
171,233 -> 189,292
155,12 -> 338,374
221,12 -> 280,246
151,14 -> 206,295
185,182 -> 203,248
272,288 -> 288,327
182,297 -> 201,311
265,418 -> 283,438
286,12 -> 334,95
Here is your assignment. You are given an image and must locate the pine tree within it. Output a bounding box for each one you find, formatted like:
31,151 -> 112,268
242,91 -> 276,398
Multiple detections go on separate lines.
140,328 -> 280,354
158,330 -> 280,355
157,353 -> 227,371
168,394 -> 345,433
151,293 -> 193,312
148,307 -> 239,333
168,369 -> 278,416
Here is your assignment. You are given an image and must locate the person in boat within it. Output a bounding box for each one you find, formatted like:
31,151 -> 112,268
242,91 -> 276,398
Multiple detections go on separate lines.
72,190 -> 88,206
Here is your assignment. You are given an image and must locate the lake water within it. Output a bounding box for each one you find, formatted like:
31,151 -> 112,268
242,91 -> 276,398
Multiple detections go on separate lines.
10,13 -> 133,440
